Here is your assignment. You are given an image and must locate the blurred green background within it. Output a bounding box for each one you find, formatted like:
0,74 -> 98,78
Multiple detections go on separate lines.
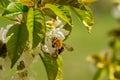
1,0 -> 119,80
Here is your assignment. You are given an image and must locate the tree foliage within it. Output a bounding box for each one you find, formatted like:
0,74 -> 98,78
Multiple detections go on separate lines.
0,0 -> 94,80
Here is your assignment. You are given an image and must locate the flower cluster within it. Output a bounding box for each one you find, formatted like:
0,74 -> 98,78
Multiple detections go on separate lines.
42,17 -> 70,56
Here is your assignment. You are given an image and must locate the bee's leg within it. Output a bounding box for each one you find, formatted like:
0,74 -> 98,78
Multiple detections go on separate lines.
52,51 -> 58,60
58,47 -> 64,54
52,44 -> 55,47
52,53 -> 58,58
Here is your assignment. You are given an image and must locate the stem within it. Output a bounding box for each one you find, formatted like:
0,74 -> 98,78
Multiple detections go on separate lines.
16,15 -> 22,23
22,12 -> 27,23
111,38 -> 118,62
107,63 -> 117,80
112,50 -> 117,63
93,68 -> 105,80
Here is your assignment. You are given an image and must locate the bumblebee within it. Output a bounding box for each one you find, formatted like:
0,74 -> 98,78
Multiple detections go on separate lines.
52,37 -> 64,54
52,37 -> 73,55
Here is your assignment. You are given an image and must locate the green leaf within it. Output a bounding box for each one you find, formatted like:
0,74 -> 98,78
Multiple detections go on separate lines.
42,0 -> 81,7
43,8 -> 56,19
27,8 -> 45,49
0,7 -> 5,14
82,0 -> 96,4
71,5 -> 94,32
55,56 -> 63,80
57,6 -> 72,40
0,16 -> 15,28
2,2 -> 28,16
45,4 -> 72,26
7,23 -> 28,68
59,6 -> 72,40
0,0 -> 10,8
63,23 -> 72,41
0,0 -> 11,14
93,68 -> 106,80
40,53 -> 63,80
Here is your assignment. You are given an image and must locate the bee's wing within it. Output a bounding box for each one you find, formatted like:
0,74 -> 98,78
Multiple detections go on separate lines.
63,43 -> 74,51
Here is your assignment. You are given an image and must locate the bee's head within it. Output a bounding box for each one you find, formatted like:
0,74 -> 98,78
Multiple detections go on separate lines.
51,37 -> 58,48
51,37 -> 57,42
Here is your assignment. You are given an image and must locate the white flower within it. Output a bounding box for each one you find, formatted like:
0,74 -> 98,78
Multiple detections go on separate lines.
0,24 -> 12,43
112,4 -> 120,19
42,17 -> 69,54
